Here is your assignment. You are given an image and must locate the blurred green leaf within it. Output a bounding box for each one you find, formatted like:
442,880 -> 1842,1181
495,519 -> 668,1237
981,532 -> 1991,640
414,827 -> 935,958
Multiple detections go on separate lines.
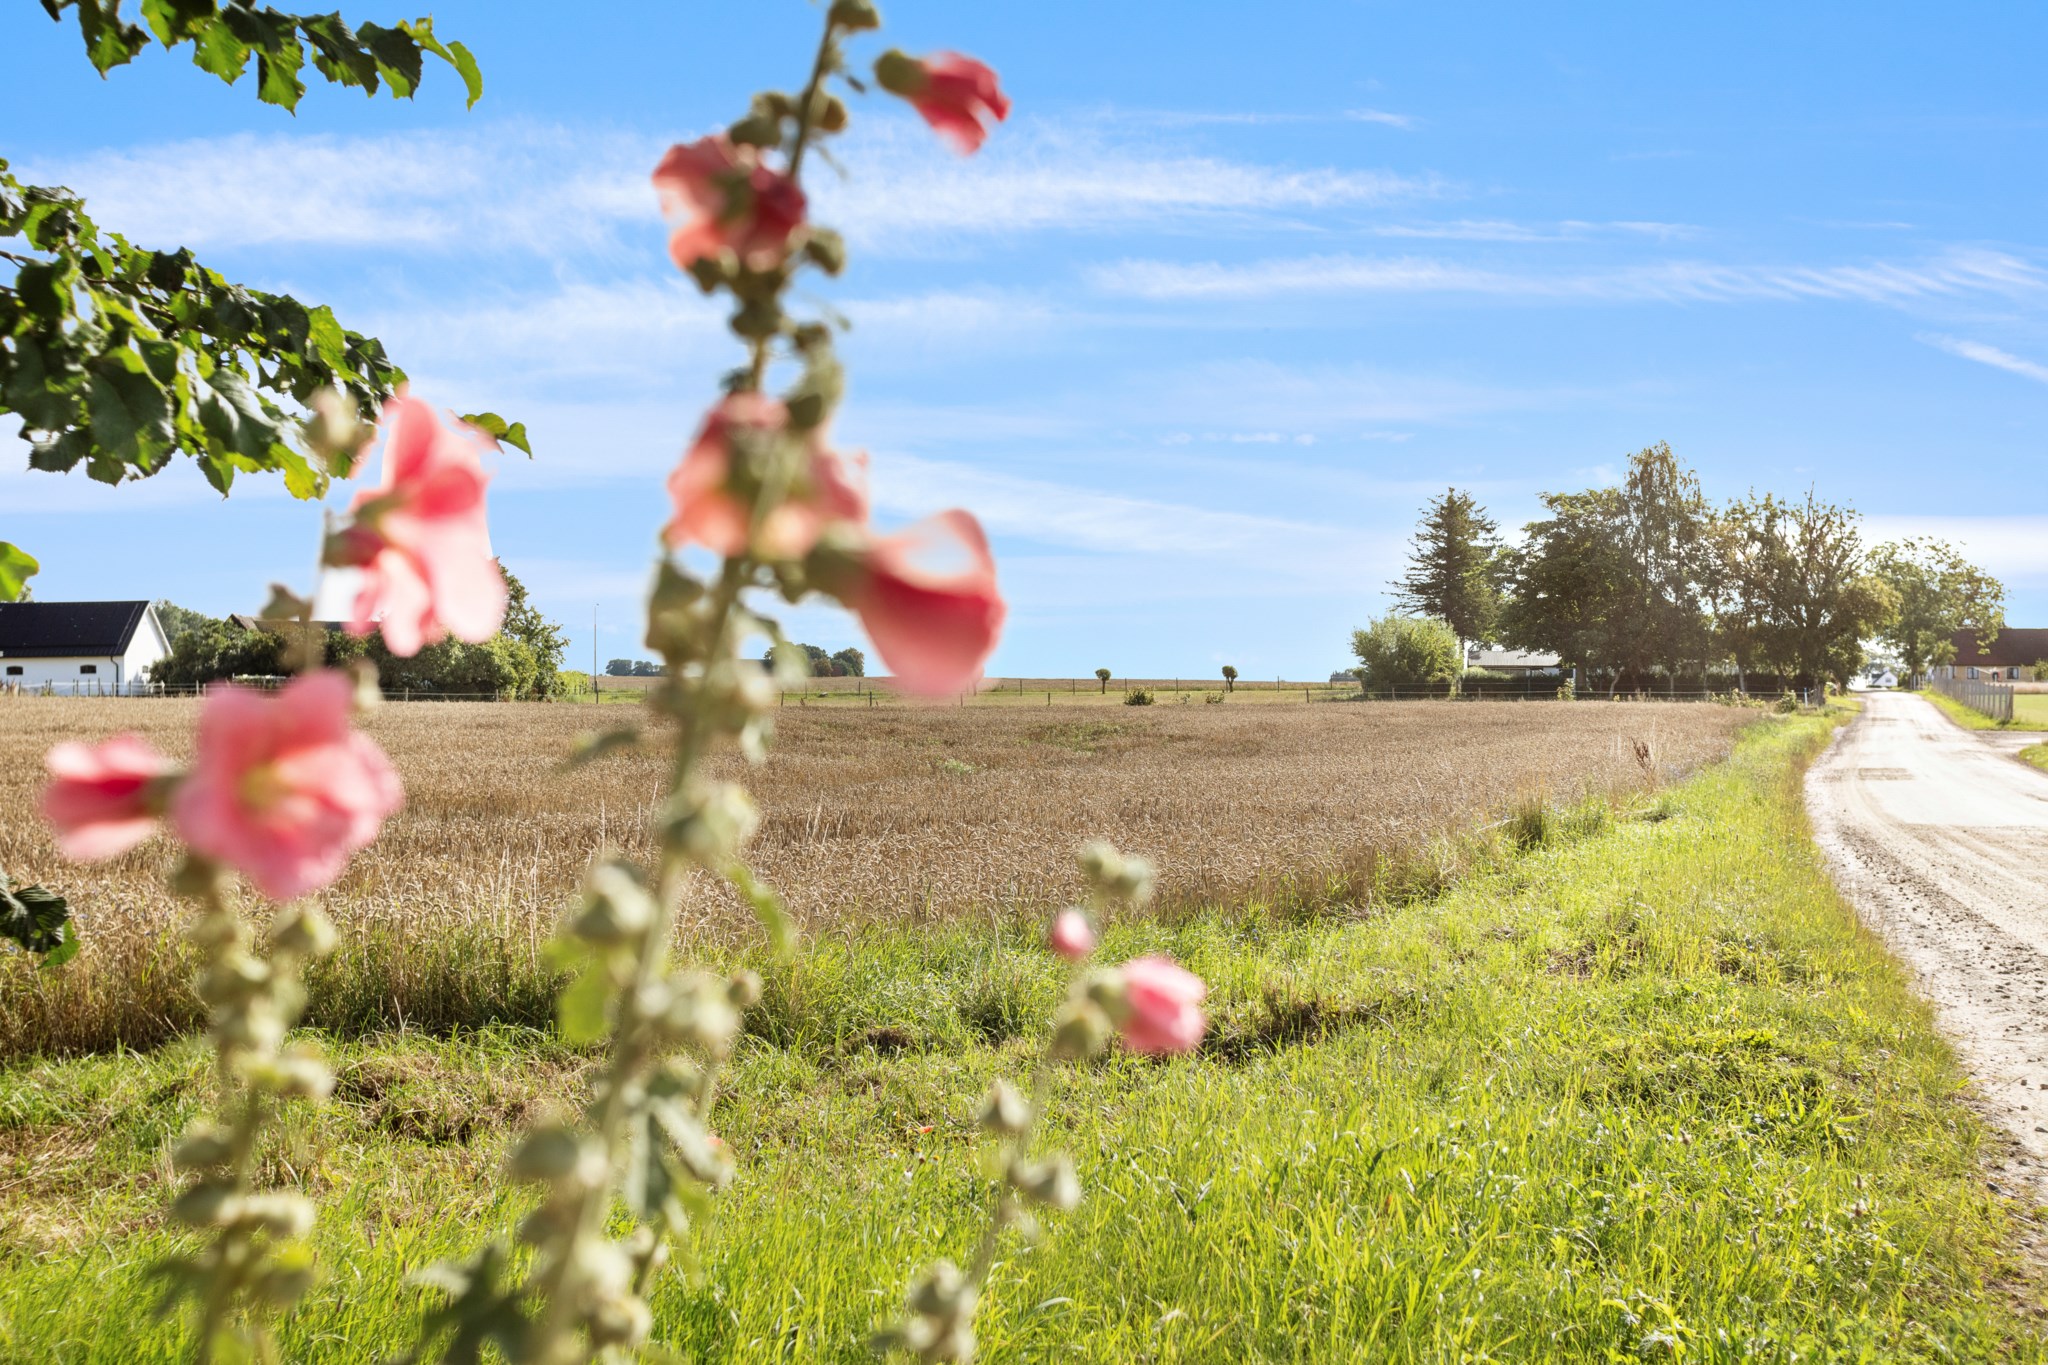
0,542 -> 39,602
459,411 -> 532,457
0,866 -> 77,963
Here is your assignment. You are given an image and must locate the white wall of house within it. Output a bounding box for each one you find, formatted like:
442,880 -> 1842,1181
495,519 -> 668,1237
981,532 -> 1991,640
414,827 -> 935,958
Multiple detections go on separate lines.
0,655 -> 127,693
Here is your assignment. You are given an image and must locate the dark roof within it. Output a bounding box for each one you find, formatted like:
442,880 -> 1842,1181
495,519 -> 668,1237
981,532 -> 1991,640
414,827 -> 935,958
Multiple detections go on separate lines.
1950,627 -> 2048,667
0,601 -> 152,659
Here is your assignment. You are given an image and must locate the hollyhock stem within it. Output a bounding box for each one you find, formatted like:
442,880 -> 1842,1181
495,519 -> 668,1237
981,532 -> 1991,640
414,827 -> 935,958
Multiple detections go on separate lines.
965,1054 -> 1056,1288
745,15 -> 839,395
165,863 -> 334,1363
526,878 -> 680,1360
520,16 -> 857,1352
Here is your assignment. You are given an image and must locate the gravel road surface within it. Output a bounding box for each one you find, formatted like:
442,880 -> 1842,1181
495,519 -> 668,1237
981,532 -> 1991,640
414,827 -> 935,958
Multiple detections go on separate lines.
1807,691 -> 2048,1192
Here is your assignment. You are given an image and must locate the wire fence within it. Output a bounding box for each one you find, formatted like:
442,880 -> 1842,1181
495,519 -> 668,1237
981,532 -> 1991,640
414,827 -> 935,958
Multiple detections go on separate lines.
1,679 -> 544,702
1927,673 -> 2015,723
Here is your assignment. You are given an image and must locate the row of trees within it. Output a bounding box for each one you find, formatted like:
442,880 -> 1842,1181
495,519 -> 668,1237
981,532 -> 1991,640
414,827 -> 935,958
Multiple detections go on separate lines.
152,566 -> 568,698
1392,444 -> 2005,693
755,643 -> 867,677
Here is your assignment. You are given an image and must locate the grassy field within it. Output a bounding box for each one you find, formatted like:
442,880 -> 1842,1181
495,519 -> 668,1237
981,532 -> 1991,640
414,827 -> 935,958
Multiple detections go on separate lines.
1,706 -> 2041,1360
571,674 -> 1383,707
0,697 -> 1746,1058
2023,744 -> 2048,774
1921,688 -> 2048,731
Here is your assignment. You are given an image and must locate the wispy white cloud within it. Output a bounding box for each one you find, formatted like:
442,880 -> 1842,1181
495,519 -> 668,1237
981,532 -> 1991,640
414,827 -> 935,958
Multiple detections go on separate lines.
21,115 -> 1445,261
20,124 -> 654,257
1104,107 -> 1417,131
1362,218 -> 1701,243
1091,247 -> 2048,306
370,279 -> 1058,389
822,119 -> 1442,243
1919,334 -> 2048,385
869,451 -> 1352,562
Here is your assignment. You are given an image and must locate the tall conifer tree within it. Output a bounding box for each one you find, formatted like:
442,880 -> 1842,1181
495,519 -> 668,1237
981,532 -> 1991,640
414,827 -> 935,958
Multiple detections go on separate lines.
1392,489 -> 1502,657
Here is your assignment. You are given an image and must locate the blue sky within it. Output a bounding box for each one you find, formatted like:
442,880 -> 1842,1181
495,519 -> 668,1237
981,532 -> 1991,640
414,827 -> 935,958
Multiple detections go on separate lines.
5,2 -> 2045,679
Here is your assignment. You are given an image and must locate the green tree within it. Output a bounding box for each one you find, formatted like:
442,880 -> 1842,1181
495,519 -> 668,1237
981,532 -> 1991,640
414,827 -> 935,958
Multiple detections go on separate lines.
1095,667 -> 1111,693
1392,488 -> 1501,658
1617,443 -> 1712,693
1700,507 -> 1771,694
497,565 -> 567,696
1350,616 -> 1461,695
1736,491 -> 1895,691
152,599 -> 213,647
1868,538 -> 2006,686
832,646 -> 865,678
1220,664 -> 1237,692
2,5 -> 517,602
149,613 -> 286,687
1498,486 -> 1634,695
1498,444 -> 1712,695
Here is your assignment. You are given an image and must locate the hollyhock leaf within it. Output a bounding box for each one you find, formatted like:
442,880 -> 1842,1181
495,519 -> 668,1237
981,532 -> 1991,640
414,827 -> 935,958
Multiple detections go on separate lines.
563,727 -> 641,769
558,958 -> 612,1044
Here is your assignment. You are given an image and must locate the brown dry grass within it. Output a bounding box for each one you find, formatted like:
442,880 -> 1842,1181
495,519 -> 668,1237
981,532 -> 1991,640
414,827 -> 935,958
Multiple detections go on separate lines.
0,696 -> 1749,1056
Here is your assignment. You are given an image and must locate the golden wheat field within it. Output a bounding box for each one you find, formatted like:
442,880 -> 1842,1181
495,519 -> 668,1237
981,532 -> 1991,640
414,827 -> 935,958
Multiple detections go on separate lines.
0,696 -> 1749,1055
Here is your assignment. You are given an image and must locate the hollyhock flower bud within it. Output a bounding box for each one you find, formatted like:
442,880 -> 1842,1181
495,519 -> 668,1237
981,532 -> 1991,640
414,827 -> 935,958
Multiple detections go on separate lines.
41,735 -> 176,860
169,671 -> 404,902
304,388 -> 372,474
332,395 -> 507,659
1048,908 -> 1095,961
874,50 -> 1010,155
653,135 -> 808,274
977,1079 -> 1032,1135
1117,955 -> 1208,1055
664,394 -> 868,561
814,511 -> 1005,697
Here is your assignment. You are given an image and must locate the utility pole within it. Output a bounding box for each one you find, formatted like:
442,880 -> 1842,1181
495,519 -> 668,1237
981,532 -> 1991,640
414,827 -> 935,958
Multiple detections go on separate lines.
592,603 -> 598,704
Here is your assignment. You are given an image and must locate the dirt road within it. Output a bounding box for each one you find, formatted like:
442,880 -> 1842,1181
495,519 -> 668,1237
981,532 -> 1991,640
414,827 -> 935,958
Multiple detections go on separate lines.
1807,691 -> 2048,1187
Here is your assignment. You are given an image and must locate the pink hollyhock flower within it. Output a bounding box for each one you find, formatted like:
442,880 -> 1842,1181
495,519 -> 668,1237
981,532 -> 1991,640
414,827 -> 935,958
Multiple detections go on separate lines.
653,135 -> 808,273
875,51 -> 1010,154
663,394 -> 867,560
834,511 -> 1005,697
1118,956 -> 1207,1054
41,735 -> 176,860
1049,908 -> 1096,961
170,671 -> 403,902
331,395 -> 507,659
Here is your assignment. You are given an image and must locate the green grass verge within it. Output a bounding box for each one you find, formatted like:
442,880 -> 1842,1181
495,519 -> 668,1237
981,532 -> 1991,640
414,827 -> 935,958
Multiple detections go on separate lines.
1,710 -> 2041,1360
2022,744 -> 2048,774
1922,687 -> 2016,731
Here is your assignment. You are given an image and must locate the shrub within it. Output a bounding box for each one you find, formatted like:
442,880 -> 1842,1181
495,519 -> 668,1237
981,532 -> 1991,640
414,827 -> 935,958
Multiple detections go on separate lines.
1124,688 -> 1155,706
1350,615 -> 1461,693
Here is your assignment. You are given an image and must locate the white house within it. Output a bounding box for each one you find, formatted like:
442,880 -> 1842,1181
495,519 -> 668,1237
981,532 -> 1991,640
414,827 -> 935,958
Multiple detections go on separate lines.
0,601 -> 171,695
1465,645 -> 1563,677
